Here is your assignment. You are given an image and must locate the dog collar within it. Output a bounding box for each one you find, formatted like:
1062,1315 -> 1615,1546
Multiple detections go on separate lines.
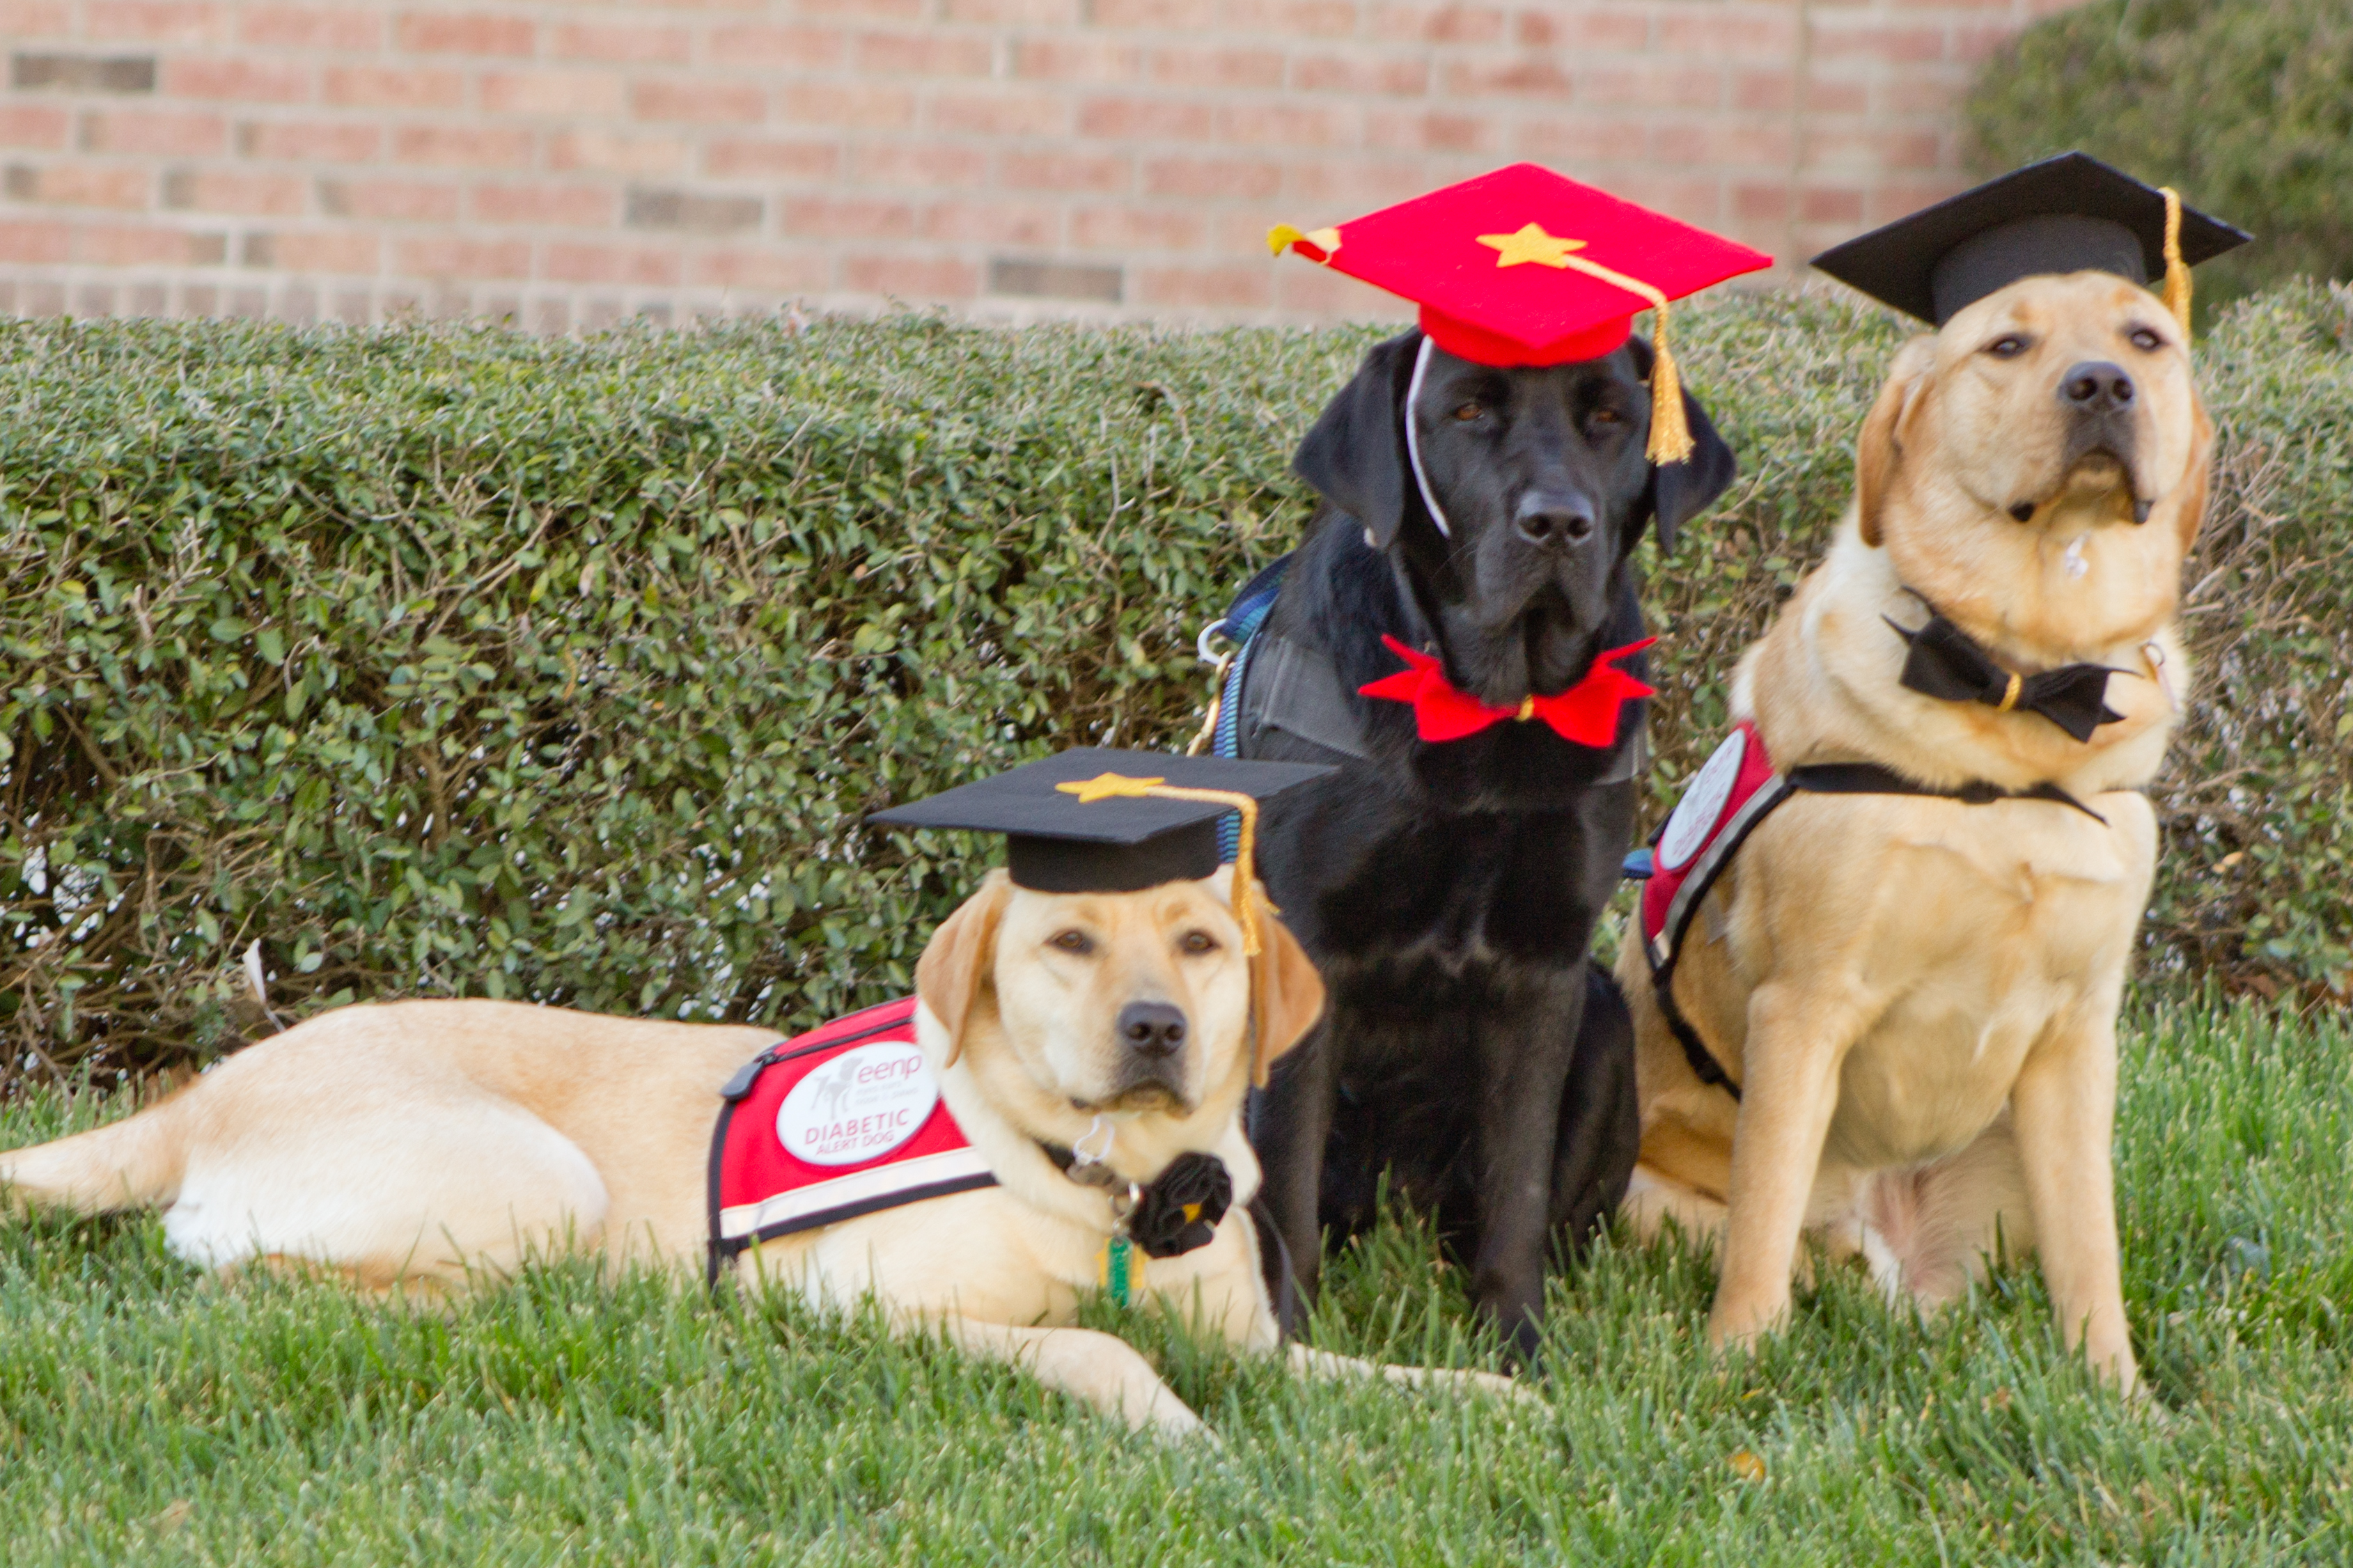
1887,595 -> 2127,743
1039,1123 -> 1234,1264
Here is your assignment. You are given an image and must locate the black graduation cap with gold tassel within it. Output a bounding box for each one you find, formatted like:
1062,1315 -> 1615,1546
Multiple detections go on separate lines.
869,748 -> 1335,958
1808,151 -> 2252,340
1268,162 -> 1774,464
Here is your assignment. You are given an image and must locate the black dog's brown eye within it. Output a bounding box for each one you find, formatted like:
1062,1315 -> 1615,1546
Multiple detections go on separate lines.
1179,930 -> 1217,955
1986,336 -> 2028,359
1050,930 -> 1092,955
2128,326 -> 2164,352
1588,408 -> 1623,427
1451,402 -> 1483,421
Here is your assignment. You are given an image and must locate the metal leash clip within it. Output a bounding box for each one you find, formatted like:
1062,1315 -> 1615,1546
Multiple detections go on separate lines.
1064,1114 -> 1123,1191
1065,1115 -> 1146,1224
1187,621 -> 1239,758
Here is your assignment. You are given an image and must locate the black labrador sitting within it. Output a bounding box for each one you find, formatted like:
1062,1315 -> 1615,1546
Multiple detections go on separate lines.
1239,329 -> 1737,1358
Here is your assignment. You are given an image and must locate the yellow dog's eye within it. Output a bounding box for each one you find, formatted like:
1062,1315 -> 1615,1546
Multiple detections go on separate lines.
2128,326 -> 2164,352
1179,930 -> 1218,955
1050,930 -> 1093,955
1451,402 -> 1483,421
1986,336 -> 2028,359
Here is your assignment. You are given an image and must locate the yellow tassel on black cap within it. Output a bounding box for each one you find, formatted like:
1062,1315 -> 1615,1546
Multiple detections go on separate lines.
1056,775 -> 1265,958
2159,186 -> 2192,341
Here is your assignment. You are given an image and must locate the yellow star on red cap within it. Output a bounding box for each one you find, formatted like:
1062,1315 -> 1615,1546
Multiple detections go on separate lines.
1477,224 -> 1586,269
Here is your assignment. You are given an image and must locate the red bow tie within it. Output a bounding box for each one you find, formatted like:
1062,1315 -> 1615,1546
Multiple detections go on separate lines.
1359,634 -> 1656,746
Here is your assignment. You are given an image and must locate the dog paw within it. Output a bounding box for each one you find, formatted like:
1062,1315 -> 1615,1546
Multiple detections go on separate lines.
1127,1388 -> 1216,1444
1465,1367 -> 1538,1401
1424,1365 -> 1548,1409
1145,1406 -> 1219,1445
1705,1294 -> 1791,1351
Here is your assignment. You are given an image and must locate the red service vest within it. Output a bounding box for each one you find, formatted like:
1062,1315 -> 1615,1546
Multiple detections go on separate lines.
707,998 -> 996,1271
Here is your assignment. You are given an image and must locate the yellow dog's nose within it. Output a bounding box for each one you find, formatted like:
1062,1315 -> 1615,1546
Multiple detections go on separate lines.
1116,1002 -> 1187,1058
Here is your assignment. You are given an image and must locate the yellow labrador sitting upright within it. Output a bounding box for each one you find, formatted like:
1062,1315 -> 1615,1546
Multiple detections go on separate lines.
0,749 -> 1526,1438
1616,157 -> 2249,1394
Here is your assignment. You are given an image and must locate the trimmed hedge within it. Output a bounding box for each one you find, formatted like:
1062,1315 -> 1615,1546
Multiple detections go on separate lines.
3,288 -> 2351,1083
1965,0 -> 2353,314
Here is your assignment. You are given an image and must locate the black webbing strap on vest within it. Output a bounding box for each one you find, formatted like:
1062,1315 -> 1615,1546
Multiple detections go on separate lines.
1645,774 -> 1795,1101
1785,762 -> 2107,823
1647,761 -> 2108,1101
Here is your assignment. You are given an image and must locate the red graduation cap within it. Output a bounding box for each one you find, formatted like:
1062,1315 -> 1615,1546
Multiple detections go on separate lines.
1271,164 -> 1772,463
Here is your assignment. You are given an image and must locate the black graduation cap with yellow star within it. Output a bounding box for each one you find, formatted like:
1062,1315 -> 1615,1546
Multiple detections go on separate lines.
870,748 -> 1334,905
1810,152 -> 2252,332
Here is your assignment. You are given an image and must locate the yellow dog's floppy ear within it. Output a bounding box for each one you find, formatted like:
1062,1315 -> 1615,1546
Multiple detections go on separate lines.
1249,890 -> 1326,1088
1856,337 -> 1936,549
916,870 -> 1013,1070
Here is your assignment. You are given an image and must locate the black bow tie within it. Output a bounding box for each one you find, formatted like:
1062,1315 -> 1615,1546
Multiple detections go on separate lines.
1886,611 -> 2126,743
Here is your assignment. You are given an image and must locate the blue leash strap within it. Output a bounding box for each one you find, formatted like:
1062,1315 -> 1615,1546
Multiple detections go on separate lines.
1191,553 -> 1292,861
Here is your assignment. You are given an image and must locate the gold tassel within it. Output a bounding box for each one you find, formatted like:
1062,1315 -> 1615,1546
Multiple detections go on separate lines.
1265,224 -> 1340,262
1551,253 -> 1695,464
1643,301 -> 1695,466
1142,786 -> 1262,957
2159,186 -> 2192,341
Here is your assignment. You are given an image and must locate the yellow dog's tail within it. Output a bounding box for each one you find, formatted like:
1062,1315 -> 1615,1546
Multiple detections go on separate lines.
0,1086 -> 196,1217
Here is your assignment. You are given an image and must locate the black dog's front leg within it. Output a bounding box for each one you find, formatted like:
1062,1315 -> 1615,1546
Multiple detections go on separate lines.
1248,1013 -> 1340,1310
1551,964 -> 1641,1246
1469,971 -> 1588,1365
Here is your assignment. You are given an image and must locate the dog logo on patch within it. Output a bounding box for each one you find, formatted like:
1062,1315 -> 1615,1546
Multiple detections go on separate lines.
1657,728 -> 1750,872
775,1042 -> 939,1167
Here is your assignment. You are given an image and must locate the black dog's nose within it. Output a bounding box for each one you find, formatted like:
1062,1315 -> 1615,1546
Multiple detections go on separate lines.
1513,495 -> 1596,547
1116,1002 -> 1187,1058
2061,361 -> 2136,414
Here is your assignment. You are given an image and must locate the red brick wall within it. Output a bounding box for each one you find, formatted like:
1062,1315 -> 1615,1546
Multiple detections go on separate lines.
0,1 -> 2090,329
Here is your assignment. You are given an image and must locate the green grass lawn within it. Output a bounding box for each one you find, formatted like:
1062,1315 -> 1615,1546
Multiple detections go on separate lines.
0,989 -> 2344,1565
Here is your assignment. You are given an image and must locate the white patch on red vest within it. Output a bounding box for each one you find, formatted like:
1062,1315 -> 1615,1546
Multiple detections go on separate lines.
710,998 -> 996,1259
1641,720 -> 1779,964
775,1040 -> 937,1166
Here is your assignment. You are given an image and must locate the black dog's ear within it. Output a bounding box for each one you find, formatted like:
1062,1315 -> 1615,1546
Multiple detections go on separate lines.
1292,331 -> 1420,548
1626,334 -> 1738,556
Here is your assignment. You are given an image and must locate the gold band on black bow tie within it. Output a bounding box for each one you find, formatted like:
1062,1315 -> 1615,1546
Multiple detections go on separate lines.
1886,606 -> 2127,743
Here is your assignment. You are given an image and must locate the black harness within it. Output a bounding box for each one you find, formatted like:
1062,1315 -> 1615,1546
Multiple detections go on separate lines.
1645,760 -> 2108,1102
1640,591 -> 2141,1101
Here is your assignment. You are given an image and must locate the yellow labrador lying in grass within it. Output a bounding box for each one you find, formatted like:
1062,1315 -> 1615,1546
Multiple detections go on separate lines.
0,854 -> 1526,1441
1620,165 -> 2243,1397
